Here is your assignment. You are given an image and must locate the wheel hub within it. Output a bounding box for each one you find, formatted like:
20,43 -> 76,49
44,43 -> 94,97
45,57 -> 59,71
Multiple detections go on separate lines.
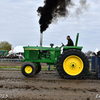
25,66 -> 32,74
63,55 -> 83,76
70,62 -> 77,69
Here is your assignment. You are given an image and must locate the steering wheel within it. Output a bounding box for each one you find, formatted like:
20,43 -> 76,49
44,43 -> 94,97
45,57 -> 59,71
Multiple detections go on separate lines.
61,42 -> 64,46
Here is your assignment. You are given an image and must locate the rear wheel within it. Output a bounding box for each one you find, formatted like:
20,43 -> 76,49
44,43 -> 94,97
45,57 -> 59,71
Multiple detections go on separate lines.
57,49 -> 89,79
21,62 -> 36,77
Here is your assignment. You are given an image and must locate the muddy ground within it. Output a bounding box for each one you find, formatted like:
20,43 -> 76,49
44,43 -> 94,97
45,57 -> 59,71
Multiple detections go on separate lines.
0,70 -> 100,100
0,63 -> 100,100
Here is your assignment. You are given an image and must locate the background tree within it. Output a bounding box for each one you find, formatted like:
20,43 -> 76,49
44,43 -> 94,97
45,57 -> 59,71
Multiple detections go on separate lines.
0,41 -> 12,52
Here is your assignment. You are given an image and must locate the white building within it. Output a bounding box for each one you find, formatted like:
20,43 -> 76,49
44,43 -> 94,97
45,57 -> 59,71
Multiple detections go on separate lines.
9,46 -> 24,54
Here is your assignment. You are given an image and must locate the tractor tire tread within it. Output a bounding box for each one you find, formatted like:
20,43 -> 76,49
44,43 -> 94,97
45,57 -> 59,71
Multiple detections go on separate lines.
57,49 -> 89,79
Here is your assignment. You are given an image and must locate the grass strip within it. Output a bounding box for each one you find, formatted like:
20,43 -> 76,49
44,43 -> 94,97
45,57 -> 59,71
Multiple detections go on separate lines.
0,66 -> 56,70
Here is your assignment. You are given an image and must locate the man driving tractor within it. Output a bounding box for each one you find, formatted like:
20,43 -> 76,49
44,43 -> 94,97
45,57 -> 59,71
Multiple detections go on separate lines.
66,35 -> 74,46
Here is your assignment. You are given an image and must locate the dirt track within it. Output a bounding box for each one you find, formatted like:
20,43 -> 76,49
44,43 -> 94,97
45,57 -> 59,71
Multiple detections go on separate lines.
0,70 -> 100,100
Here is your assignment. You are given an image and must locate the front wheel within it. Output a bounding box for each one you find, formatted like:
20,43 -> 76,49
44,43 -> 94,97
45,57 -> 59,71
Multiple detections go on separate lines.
57,49 -> 89,79
21,62 -> 36,77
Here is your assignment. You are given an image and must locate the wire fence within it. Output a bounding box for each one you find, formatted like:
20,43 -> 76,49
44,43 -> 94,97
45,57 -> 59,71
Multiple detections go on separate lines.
0,59 -> 22,62
0,57 -> 91,63
0,57 -> 91,71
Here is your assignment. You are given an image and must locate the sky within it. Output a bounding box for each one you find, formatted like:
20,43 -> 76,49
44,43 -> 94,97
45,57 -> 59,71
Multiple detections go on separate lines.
0,0 -> 100,52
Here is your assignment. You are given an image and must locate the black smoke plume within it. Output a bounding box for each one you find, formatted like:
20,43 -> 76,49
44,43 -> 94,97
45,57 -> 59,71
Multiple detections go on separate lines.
75,0 -> 88,16
37,0 -> 87,33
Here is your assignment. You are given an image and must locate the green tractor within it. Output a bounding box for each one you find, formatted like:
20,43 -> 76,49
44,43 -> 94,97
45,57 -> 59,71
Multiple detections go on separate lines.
21,33 -> 89,79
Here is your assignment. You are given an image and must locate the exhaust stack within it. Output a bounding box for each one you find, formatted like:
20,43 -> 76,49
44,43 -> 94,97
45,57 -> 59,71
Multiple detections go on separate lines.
40,33 -> 43,47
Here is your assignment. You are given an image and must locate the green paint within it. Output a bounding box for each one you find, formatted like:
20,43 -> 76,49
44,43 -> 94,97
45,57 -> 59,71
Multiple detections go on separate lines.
23,33 -> 83,66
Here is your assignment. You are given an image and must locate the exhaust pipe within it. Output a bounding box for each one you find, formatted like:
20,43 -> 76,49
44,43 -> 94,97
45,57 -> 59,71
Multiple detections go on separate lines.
40,33 -> 43,47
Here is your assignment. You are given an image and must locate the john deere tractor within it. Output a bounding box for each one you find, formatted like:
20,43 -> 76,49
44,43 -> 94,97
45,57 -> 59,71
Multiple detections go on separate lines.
21,33 -> 89,79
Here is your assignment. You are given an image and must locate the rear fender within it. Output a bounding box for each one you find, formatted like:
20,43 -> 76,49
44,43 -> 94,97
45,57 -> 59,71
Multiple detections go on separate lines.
63,46 -> 83,51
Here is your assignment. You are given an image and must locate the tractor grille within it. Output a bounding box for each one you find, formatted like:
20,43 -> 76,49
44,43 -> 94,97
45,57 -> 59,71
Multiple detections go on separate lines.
29,50 -> 39,60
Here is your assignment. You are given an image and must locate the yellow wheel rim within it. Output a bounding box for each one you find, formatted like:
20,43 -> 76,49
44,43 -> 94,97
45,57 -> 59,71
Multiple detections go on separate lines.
63,55 -> 83,76
25,66 -> 32,74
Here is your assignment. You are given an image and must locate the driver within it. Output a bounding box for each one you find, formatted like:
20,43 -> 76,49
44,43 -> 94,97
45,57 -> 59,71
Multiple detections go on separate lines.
66,36 -> 74,46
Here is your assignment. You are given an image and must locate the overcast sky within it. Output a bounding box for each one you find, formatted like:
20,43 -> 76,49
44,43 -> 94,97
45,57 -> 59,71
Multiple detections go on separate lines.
0,0 -> 100,52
